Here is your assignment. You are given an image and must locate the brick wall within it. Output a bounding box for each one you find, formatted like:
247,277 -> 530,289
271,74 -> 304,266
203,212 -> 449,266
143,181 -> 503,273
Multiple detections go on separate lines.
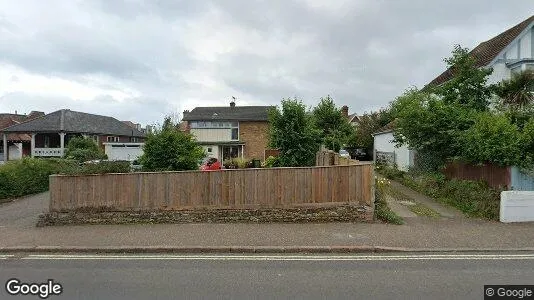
239,121 -> 269,160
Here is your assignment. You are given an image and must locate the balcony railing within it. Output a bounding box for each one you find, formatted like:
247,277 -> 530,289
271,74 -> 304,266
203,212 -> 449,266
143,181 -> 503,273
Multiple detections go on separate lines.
32,148 -> 64,157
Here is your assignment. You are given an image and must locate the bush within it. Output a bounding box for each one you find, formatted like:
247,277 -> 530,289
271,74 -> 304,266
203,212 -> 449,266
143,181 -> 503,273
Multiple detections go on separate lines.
262,156 -> 281,168
374,177 -> 404,224
64,137 -> 107,162
0,158 -> 132,201
223,158 -> 251,169
0,158 -> 78,200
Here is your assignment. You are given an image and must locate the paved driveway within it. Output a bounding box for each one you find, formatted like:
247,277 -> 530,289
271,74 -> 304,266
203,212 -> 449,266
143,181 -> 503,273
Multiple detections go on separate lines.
0,192 -> 48,228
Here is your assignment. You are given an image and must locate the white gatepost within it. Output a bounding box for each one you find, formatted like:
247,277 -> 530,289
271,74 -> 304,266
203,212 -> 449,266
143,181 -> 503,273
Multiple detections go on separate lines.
30,133 -> 36,157
2,133 -> 7,162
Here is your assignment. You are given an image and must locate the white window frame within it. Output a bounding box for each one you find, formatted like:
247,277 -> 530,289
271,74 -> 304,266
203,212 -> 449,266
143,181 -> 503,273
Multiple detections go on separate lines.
107,136 -> 120,142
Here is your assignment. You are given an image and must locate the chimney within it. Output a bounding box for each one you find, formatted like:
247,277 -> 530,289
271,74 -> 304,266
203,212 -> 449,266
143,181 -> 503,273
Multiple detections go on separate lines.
230,101 -> 235,108
341,105 -> 349,118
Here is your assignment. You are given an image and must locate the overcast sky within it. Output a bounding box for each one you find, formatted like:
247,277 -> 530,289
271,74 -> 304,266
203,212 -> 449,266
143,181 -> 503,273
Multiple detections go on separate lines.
0,1 -> 533,125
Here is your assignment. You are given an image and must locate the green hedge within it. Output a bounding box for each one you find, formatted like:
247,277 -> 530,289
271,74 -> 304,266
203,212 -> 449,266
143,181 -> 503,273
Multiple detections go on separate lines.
0,158 -> 131,201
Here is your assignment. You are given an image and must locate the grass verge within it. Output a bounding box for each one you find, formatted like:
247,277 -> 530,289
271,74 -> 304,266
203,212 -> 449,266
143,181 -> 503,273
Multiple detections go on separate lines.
374,178 -> 404,225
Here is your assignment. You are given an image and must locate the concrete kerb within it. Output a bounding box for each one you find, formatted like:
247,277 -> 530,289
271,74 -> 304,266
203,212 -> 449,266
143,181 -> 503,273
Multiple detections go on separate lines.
2,246 -> 534,254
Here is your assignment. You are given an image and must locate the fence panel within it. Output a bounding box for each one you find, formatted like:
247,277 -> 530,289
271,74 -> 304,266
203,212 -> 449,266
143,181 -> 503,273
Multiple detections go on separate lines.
49,164 -> 374,212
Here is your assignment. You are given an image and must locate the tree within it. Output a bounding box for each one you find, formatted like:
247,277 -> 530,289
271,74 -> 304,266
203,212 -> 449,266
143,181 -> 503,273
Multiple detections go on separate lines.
312,96 -> 354,152
461,112 -> 523,167
434,44 -> 494,111
345,107 -> 393,156
268,98 -> 321,167
391,88 -> 476,165
139,117 -> 205,171
64,137 -> 107,162
494,70 -> 534,108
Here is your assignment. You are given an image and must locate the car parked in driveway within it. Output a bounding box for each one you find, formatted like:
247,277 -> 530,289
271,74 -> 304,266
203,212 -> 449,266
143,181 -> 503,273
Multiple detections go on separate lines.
339,149 -> 351,159
200,157 -> 222,171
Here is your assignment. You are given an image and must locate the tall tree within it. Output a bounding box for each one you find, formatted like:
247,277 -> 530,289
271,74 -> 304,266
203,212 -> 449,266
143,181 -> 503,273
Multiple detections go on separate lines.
269,98 -> 321,167
139,117 -> 205,171
435,44 -> 493,111
312,96 -> 354,152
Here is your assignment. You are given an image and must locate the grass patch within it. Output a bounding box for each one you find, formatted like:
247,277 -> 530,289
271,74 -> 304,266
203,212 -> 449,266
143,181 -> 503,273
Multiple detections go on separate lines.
407,203 -> 440,218
375,163 -> 501,220
374,177 -> 404,225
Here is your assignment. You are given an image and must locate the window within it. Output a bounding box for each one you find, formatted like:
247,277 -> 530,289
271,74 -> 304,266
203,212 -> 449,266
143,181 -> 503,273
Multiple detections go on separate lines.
130,137 -> 139,143
231,128 -> 239,140
207,147 -> 212,153
44,136 -> 50,148
107,136 -> 120,142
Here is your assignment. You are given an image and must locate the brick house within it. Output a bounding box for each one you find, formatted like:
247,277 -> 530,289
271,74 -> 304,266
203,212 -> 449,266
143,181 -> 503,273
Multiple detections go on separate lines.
0,111 -> 45,162
1,109 -> 145,162
182,101 -> 272,161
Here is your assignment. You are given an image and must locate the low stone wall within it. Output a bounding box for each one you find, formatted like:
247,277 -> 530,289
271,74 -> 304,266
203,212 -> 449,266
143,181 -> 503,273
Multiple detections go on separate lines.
37,204 -> 373,226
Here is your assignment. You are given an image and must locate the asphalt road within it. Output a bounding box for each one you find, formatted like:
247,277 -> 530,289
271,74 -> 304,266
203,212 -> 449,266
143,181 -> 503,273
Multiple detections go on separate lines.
1,253 -> 533,300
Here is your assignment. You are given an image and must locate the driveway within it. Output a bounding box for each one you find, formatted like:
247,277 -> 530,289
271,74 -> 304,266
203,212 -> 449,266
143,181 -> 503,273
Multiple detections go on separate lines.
0,192 -> 48,228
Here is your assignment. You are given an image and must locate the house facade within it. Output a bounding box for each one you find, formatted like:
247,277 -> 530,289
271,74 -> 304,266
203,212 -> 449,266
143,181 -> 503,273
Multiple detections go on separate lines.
428,15 -> 534,87
1,109 -> 146,162
372,122 -> 415,172
0,111 -> 45,162
182,102 -> 272,162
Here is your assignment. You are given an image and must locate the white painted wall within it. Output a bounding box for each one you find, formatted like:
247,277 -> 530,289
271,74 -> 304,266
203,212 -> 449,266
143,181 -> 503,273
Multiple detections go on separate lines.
486,62 -> 511,85
202,145 -> 219,159
190,128 -> 233,142
500,191 -> 534,223
8,143 -> 22,160
373,132 -> 413,171
103,143 -> 144,161
520,31 -> 531,59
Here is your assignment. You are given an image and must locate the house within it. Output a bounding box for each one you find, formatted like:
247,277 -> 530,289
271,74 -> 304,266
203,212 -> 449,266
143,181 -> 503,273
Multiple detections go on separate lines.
0,111 -> 45,162
428,15 -> 534,87
1,109 -> 146,162
341,105 -> 361,127
181,101 -> 272,162
372,121 -> 415,172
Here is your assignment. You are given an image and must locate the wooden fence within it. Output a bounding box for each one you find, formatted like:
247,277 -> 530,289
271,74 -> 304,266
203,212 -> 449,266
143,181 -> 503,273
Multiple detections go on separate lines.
442,161 -> 511,189
316,150 -> 361,166
49,164 -> 374,212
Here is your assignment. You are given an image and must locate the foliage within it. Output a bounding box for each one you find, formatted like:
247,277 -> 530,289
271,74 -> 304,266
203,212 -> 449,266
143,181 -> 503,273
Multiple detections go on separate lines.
64,137 -> 107,162
68,161 -> 132,175
460,112 -> 523,167
268,98 -> 321,167
139,117 -> 205,171
374,177 -> 404,225
223,158 -> 250,169
345,107 -> 394,155
312,96 -> 354,152
0,158 -> 78,200
520,118 -> 534,168
391,88 -> 476,164
433,44 -> 493,111
262,156 -> 281,168
494,70 -> 534,108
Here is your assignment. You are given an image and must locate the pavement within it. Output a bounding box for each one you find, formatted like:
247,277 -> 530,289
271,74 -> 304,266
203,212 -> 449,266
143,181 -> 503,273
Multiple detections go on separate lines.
2,190 -> 534,253
1,252 -> 533,299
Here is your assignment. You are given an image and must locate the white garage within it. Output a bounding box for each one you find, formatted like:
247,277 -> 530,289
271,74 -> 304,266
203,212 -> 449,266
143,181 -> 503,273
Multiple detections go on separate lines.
373,129 -> 415,172
103,143 -> 144,161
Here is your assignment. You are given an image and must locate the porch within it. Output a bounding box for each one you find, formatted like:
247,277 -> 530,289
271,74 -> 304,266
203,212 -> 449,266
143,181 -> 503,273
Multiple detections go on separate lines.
1,132 -> 83,161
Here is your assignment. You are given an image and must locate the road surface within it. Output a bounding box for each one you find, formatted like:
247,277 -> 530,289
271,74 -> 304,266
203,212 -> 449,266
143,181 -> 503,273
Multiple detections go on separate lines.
1,252 -> 533,299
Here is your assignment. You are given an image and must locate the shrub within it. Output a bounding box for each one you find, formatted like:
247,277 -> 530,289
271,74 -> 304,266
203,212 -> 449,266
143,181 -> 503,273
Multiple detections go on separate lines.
62,161 -> 132,175
374,177 -> 404,224
64,137 -> 107,162
262,156 -> 281,168
223,158 -> 251,169
0,158 -> 78,200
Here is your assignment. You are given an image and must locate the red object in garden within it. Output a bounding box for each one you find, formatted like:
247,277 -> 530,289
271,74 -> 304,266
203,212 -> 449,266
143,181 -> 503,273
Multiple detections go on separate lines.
200,158 -> 222,171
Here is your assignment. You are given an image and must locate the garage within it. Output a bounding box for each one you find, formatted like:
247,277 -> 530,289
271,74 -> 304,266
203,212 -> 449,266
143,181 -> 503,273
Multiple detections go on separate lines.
103,143 -> 144,161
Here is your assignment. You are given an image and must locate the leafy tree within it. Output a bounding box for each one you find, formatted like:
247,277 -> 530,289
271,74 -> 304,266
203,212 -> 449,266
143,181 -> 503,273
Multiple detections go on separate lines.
494,70 -> 534,108
520,118 -> 534,169
345,108 -> 393,156
391,88 -> 476,165
434,44 -> 493,111
268,98 -> 321,167
64,137 -> 107,162
461,112 -> 523,167
139,117 -> 205,171
312,96 -> 354,152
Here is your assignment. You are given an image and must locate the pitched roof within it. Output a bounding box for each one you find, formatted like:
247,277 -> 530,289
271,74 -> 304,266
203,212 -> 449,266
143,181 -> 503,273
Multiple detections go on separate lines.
373,120 -> 397,135
348,113 -> 361,124
1,109 -> 146,137
182,106 -> 273,121
0,113 -> 44,142
427,15 -> 534,87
